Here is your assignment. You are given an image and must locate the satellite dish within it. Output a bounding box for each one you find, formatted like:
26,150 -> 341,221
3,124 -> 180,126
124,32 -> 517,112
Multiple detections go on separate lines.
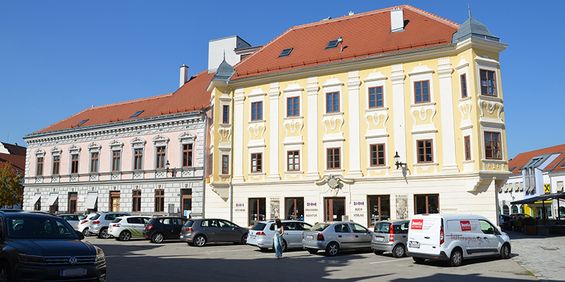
328,177 -> 340,189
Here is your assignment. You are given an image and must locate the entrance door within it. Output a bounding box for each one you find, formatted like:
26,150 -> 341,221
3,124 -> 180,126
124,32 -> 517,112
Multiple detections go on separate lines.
68,192 -> 77,213
181,189 -> 192,218
109,191 -> 120,212
324,197 -> 346,222
284,197 -> 304,220
248,198 -> 266,226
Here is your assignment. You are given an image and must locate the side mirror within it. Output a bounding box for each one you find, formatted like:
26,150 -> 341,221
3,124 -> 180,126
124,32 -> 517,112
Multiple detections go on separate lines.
76,231 -> 85,240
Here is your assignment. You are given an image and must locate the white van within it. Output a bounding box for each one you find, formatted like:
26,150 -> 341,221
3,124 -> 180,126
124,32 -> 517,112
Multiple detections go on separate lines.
407,214 -> 511,266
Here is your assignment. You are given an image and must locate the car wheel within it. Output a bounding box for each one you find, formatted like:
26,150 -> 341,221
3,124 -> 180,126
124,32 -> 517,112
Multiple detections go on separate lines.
449,248 -> 463,267
307,249 -> 318,255
82,228 -> 89,236
325,242 -> 339,257
194,235 -> 207,247
373,250 -> 384,256
151,233 -> 164,244
98,228 -> 110,239
413,257 -> 426,264
119,231 -> 132,241
240,233 -> 248,245
500,243 -> 511,259
392,244 -> 406,258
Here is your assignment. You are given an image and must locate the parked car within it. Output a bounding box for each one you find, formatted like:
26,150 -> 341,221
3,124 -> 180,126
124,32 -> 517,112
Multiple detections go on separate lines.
407,214 -> 511,267
372,220 -> 410,258
302,221 -> 373,256
58,214 -> 86,231
109,216 -> 151,241
180,218 -> 248,247
88,212 -> 130,239
78,213 -> 98,236
247,220 -> 312,251
144,217 -> 187,243
0,210 -> 106,281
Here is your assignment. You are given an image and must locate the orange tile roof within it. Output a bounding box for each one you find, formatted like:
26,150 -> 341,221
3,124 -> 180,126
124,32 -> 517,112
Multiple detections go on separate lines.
36,71 -> 214,134
232,5 -> 458,80
508,144 -> 565,175
0,153 -> 25,173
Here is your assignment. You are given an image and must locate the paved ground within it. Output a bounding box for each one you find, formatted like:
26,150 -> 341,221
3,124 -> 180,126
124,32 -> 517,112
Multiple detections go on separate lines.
86,237 -> 538,282
508,232 -> 565,281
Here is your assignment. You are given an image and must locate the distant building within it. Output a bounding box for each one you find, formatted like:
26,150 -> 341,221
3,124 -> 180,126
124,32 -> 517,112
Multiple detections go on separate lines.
0,141 -> 26,174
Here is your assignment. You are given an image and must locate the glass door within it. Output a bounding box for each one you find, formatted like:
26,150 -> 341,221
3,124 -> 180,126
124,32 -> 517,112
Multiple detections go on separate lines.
181,189 -> 192,218
324,197 -> 346,222
248,198 -> 266,226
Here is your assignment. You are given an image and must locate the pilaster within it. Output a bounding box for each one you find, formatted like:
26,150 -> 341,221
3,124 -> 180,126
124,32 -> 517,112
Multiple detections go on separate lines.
306,77 -> 319,179
268,83 -> 281,180
347,71 -> 363,178
390,64 -> 406,176
232,88 -> 245,183
438,58 -> 459,173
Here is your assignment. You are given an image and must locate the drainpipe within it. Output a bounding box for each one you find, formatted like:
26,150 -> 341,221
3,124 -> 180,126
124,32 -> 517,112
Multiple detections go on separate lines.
201,110 -> 208,219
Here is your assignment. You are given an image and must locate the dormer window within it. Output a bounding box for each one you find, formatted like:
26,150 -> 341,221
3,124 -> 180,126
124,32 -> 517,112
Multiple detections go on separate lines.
279,48 -> 293,57
78,119 -> 89,126
326,37 -> 342,49
130,110 -> 144,118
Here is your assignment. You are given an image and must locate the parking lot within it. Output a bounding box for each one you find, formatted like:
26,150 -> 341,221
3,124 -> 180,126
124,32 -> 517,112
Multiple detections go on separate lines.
86,237 -> 538,282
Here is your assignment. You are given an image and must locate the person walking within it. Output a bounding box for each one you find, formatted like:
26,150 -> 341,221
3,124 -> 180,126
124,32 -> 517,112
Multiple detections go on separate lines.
273,218 -> 284,259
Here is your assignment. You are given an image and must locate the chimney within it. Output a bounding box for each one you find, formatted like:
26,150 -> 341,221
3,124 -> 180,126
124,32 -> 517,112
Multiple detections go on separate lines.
179,64 -> 189,87
390,7 -> 404,32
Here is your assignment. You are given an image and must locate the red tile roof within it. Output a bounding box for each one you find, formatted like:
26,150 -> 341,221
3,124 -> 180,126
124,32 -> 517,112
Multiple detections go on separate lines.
232,5 -> 459,80
508,144 -> 565,175
0,153 -> 25,173
36,71 -> 214,134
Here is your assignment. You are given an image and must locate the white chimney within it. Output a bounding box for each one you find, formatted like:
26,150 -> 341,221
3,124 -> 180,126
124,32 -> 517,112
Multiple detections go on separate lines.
208,36 -> 251,72
179,64 -> 188,87
390,7 -> 404,32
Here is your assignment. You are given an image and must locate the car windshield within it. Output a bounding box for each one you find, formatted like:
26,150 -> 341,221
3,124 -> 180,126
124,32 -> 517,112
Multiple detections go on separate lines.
251,223 -> 266,231
6,216 -> 79,240
311,223 -> 329,231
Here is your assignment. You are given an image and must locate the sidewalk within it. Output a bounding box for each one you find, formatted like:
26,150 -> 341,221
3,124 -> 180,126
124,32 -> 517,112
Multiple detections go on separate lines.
509,231 -> 565,281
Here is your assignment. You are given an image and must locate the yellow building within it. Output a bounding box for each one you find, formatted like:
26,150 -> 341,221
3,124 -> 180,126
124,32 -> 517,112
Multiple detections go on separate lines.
205,5 -> 510,227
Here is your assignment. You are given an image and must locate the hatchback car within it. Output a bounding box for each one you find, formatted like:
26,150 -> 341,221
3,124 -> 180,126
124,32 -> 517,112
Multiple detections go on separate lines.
109,216 -> 151,241
0,210 -> 106,281
144,217 -> 187,243
247,220 -> 312,251
77,213 -> 97,236
180,218 -> 248,247
89,212 -> 130,239
57,214 -> 86,231
371,220 -> 409,258
302,221 -> 373,256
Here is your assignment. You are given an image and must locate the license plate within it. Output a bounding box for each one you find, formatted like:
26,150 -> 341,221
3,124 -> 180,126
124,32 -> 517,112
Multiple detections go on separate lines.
409,241 -> 420,248
60,268 -> 87,277
375,237 -> 384,242
306,235 -> 313,240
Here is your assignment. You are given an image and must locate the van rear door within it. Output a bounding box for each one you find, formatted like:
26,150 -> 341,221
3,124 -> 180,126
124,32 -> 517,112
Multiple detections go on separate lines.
408,215 -> 441,255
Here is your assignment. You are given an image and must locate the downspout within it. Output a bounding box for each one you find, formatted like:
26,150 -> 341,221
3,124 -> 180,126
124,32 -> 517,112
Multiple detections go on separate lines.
201,110 -> 208,219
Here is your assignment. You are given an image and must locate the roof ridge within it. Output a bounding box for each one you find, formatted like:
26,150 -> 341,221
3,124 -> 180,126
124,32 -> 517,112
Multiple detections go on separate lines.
403,5 -> 459,29
512,144 -> 565,159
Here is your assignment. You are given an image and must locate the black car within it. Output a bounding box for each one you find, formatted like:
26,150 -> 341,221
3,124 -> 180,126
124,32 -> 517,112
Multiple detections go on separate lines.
143,217 -> 187,243
0,211 -> 106,281
180,218 -> 248,247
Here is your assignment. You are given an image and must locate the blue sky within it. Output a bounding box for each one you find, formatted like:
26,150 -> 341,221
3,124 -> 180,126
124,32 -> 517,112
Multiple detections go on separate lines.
0,1 -> 563,158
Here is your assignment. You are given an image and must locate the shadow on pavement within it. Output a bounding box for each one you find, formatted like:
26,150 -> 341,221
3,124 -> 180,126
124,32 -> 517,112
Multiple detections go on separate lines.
507,231 -> 565,240
392,273 -> 553,282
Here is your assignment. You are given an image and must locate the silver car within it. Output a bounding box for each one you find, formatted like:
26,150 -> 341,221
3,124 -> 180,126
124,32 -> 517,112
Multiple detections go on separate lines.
371,220 -> 410,258
247,220 -> 312,251
58,213 -> 86,231
302,221 -> 373,256
89,212 -> 130,238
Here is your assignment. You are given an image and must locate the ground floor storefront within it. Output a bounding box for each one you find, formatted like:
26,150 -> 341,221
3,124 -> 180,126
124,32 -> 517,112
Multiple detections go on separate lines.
23,179 -> 204,217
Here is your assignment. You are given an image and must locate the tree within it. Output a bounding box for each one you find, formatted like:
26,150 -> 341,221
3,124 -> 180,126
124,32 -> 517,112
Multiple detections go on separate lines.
0,163 -> 23,207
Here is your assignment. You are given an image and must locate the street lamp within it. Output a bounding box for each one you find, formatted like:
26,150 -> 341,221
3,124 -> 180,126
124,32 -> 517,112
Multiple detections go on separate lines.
394,151 -> 407,170
165,161 -> 176,177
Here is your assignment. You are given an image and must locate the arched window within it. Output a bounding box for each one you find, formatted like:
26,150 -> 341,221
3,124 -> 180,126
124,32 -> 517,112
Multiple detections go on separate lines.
511,205 -> 519,214
502,205 -> 510,215
519,205 -> 524,214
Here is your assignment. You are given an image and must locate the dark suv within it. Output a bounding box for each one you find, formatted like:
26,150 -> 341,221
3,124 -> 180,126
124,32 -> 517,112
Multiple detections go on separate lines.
143,217 -> 187,243
180,218 -> 248,247
0,211 -> 106,281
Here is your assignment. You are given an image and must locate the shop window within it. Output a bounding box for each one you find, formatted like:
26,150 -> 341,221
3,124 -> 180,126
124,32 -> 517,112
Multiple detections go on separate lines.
284,197 -> 304,220
248,198 -> 266,226
367,195 -> 390,227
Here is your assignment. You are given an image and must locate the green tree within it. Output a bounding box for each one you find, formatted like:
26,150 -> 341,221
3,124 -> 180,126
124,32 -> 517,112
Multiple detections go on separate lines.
0,163 -> 23,207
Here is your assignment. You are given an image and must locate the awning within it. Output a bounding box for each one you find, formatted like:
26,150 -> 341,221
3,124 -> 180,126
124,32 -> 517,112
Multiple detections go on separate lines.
47,193 -> 59,206
85,193 -> 98,210
511,192 -> 565,205
30,194 -> 41,205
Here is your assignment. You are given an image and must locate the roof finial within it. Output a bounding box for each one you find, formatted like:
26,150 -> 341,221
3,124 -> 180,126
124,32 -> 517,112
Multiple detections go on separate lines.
467,3 -> 472,19
223,50 -> 226,61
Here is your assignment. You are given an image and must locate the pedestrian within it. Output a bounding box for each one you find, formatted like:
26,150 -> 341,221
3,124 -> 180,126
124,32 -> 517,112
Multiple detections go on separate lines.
273,218 -> 284,259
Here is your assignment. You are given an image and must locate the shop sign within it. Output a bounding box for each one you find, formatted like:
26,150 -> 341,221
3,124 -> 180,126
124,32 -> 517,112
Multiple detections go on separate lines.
234,203 -> 245,212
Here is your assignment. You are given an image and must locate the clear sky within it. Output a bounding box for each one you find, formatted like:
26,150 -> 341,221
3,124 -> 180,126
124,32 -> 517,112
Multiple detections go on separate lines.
0,0 -> 563,158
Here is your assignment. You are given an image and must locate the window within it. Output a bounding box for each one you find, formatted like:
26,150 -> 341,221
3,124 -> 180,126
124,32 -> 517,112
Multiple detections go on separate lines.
52,156 -> 60,175
464,136 -> 471,161
251,153 -> 262,173
480,69 -> 497,96
154,189 -> 165,212
334,224 -> 351,233
279,48 -> 293,57
326,92 -> 340,113
251,101 -> 263,121
78,119 -> 89,126
182,144 -> 193,167
71,154 -> 79,174
222,105 -> 229,124
367,195 -> 390,226
133,148 -> 143,170
287,150 -> 300,171
90,152 -> 99,173
460,74 -> 468,98
248,198 -> 266,226
326,38 -> 341,49
132,190 -> 141,212
287,96 -> 300,117
484,131 -> 502,160
479,220 -> 498,235
36,157 -> 44,176
284,197 -> 304,220
414,80 -> 430,104
326,148 -> 341,170
368,86 -> 384,108
351,223 -> 369,233
417,140 -> 433,163
370,144 -> 385,167
68,192 -> 77,213
155,146 -> 166,169
414,194 -> 439,214
221,155 -> 229,175
112,150 -> 121,172
130,110 -> 144,118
